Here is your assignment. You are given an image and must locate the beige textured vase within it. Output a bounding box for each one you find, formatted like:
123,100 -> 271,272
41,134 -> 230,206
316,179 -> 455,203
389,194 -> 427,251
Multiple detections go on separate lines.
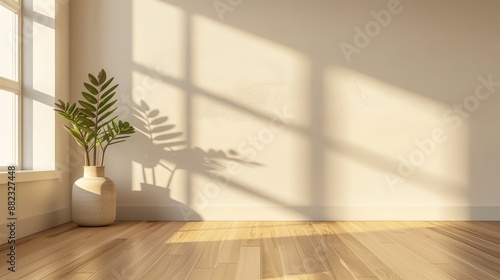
72,166 -> 116,226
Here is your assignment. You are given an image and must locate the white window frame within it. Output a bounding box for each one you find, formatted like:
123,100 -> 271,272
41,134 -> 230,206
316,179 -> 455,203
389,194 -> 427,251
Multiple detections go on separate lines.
0,0 -> 22,171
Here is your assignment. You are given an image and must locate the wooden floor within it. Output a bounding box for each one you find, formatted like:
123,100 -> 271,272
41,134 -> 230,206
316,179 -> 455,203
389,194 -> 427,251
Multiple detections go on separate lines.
1,221 -> 500,279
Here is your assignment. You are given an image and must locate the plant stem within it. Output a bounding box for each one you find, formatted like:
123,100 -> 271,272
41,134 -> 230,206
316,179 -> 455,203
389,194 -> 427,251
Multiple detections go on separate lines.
77,128 -> 90,166
93,85 -> 101,166
100,145 -> 108,166
84,151 -> 89,166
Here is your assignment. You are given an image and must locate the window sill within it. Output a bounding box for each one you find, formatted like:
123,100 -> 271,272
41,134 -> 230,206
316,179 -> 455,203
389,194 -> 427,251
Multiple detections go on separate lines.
0,170 -> 60,184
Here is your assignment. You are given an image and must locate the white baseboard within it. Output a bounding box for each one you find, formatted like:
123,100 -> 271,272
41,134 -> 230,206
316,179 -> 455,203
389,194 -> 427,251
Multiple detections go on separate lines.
116,205 -> 500,221
0,208 -> 71,245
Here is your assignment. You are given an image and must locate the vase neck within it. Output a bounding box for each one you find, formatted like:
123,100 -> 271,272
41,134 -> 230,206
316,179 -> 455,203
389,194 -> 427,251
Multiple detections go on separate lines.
83,166 -> 105,177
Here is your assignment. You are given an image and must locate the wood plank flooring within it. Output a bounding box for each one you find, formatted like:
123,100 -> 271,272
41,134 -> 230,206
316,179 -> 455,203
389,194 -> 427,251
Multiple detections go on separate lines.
0,221 -> 499,279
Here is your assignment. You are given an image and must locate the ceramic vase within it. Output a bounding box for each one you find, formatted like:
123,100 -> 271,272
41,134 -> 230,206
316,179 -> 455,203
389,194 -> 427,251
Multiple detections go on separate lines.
72,166 -> 116,226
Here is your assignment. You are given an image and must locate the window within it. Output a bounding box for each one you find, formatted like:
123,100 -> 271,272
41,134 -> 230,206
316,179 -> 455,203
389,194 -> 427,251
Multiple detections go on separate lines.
0,0 -> 21,170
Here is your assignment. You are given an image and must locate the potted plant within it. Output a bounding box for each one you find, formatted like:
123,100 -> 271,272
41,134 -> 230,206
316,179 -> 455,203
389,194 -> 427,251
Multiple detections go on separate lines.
55,69 -> 135,226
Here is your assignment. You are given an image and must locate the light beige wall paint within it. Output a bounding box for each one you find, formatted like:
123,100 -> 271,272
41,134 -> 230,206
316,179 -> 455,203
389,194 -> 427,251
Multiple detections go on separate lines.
70,0 -> 500,220
0,0 -> 71,244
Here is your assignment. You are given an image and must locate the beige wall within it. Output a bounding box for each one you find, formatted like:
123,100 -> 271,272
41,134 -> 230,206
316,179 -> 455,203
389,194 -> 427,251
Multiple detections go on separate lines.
0,0 -> 71,245
71,0 -> 500,220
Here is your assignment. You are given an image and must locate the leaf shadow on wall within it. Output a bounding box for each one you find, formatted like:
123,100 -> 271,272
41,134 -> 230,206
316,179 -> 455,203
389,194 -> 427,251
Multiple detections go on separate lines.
128,100 -> 261,219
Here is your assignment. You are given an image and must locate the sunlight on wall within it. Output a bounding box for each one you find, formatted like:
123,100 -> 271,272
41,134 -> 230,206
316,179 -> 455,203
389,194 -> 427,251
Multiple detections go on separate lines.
191,15 -> 309,125
188,14 -> 312,207
131,160 -> 143,192
324,67 -> 470,207
129,0 -> 188,197
132,0 -> 185,80
131,159 -> 177,192
129,1 -> 314,209
127,72 -> 188,194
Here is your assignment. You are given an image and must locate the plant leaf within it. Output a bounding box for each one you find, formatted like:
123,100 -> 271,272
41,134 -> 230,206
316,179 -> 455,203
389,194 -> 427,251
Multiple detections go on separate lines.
64,126 -> 85,147
88,74 -> 99,86
98,116 -> 117,130
82,92 -> 98,104
98,92 -> 116,109
79,118 -> 95,127
79,108 -> 96,118
78,101 -> 96,112
68,103 -> 77,113
101,77 -> 114,91
101,84 -> 118,100
98,108 -> 117,123
98,100 -> 117,115
55,99 -> 65,110
54,109 -> 65,115
108,140 -> 126,145
84,83 -> 98,95
98,69 -> 107,85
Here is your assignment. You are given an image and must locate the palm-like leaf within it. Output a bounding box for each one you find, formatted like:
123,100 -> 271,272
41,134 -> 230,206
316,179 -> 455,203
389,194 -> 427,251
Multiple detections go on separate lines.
54,69 -> 135,166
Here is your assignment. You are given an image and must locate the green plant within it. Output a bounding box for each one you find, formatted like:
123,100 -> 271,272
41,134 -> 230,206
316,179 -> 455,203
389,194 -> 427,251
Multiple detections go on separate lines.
54,69 -> 135,166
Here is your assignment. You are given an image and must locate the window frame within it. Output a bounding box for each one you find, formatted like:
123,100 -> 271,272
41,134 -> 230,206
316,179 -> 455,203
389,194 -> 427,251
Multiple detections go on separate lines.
0,0 -> 22,171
